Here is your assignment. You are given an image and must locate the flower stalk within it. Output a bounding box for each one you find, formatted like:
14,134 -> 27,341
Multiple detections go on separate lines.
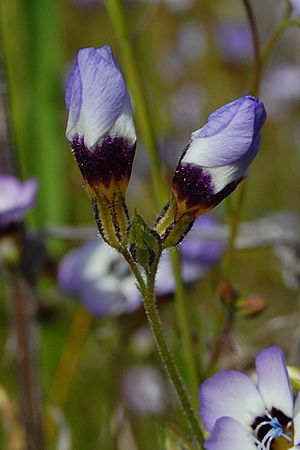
138,263 -> 204,448
102,2 -> 202,439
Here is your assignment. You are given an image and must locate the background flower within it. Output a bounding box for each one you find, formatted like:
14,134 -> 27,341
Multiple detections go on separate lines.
58,215 -> 225,316
199,346 -> 299,450
122,364 -> 167,415
0,175 -> 37,229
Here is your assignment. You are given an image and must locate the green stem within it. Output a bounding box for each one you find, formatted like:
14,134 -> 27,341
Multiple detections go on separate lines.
105,1 -> 202,440
169,249 -> 199,410
141,269 -> 204,448
242,0 -> 261,96
225,8 -> 300,278
104,0 -> 166,207
121,248 -> 146,293
224,181 -> 246,277
260,17 -> 300,63
224,0 -> 261,278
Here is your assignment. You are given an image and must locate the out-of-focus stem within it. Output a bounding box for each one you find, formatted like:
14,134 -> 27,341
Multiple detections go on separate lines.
9,274 -> 45,450
0,45 -> 17,174
225,6 -> 299,279
206,307 -> 236,375
224,0 -> 261,278
48,309 -> 92,410
260,17 -> 300,63
104,0 -> 166,207
242,0 -> 261,97
1,23 -> 45,450
224,181 -> 246,277
169,249 -> 199,410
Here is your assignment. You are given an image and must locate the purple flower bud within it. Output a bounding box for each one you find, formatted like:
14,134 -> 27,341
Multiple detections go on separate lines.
172,96 -> 266,216
0,175 -> 37,230
65,45 -> 136,199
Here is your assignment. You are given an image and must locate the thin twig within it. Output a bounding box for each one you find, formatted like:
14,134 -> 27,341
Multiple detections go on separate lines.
242,0 -> 261,96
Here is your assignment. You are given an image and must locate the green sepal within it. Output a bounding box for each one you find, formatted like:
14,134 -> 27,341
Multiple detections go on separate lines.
129,212 -> 161,271
161,424 -> 198,450
162,213 -> 196,249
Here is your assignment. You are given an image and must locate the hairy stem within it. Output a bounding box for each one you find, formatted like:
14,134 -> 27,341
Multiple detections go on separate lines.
140,269 -> 204,448
105,0 -> 202,440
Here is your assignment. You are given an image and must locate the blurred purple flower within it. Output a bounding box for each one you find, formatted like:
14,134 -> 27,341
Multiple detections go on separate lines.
291,0 -> 300,15
199,346 -> 300,450
172,96 -> 266,216
58,241 -> 140,316
0,175 -> 37,229
215,22 -> 253,63
261,65 -> 300,119
122,364 -> 167,415
176,20 -> 206,64
58,215 -> 225,316
158,46 -> 184,83
65,45 -> 136,198
163,0 -> 194,12
171,84 -> 206,131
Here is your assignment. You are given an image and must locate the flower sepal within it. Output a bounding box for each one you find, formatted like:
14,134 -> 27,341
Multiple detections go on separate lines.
91,190 -> 130,249
129,212 -> 161,271
155,194 -> 196,248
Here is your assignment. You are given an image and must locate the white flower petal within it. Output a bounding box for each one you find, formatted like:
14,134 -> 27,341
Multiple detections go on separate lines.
108,93 -> 136,144
256,346 -> 294,419
205,417 -> 256,450
199,370 -> 265,432
182,100 -> 256,168
204,160 -> 247,193
293,392 -> 300,446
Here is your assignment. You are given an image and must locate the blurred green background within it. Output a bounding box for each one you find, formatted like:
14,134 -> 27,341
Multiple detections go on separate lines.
1,0 -> 300,449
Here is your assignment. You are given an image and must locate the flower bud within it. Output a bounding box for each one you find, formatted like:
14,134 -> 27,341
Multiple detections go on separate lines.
236,295 -> 268,318
65,45 -> 136,201
172,95 -> 266,217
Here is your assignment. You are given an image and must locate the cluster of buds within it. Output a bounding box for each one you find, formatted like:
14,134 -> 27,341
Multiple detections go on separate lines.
65,45 -> 266,265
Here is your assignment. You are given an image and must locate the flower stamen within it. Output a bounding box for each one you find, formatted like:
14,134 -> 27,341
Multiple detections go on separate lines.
253,413 -> 292,450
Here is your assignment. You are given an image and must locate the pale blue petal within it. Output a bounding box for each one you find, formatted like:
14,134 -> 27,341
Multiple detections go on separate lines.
293,391 -> 300,446
199,370 -> 265,432
65,62 -> 82,136
183,96 -> 266,168
205,417 -> 256,450
256,346 -> 294,419
78,46 -> 126,147
66,46 -> 128,148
